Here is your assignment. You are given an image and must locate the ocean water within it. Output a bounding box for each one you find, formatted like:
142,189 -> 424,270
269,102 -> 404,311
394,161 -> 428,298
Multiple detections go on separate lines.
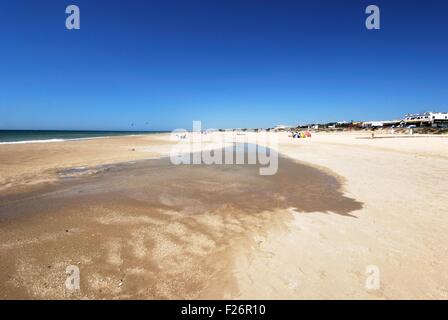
0,130 -> 165,144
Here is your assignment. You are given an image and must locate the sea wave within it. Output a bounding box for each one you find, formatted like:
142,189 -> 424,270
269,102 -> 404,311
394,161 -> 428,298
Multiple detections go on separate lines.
0,137 -> 106,145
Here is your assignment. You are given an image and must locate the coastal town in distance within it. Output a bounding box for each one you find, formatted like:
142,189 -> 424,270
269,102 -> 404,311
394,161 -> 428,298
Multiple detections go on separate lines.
230,111 -> 448,133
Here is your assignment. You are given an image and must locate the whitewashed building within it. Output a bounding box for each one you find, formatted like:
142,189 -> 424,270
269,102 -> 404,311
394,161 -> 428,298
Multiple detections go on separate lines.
402,112 -> 448,127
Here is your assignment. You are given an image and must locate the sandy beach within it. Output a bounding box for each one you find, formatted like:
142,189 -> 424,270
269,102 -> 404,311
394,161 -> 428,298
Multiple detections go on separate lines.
1,132 -> 448,299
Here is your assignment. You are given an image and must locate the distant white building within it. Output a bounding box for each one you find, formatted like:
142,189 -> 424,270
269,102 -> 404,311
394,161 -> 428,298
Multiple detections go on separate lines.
362,121 -> 386,128
273,124 -> 292,132
402,112 -> 448,127
363,119 -> 402,128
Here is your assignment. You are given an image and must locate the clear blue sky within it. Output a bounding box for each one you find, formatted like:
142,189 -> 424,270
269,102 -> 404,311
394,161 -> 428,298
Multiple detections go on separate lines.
1,0 -> 447,131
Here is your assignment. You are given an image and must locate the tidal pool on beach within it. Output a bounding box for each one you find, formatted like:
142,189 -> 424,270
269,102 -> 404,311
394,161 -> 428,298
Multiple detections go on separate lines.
0,146 -> 362,299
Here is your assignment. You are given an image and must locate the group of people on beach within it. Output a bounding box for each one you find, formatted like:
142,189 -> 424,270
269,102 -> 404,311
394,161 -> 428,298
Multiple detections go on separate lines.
290,131 -> 312,139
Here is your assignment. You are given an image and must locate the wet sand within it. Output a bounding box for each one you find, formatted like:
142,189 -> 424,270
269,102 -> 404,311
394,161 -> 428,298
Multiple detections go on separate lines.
0,134 -> 175,196
0,147 -> 361,299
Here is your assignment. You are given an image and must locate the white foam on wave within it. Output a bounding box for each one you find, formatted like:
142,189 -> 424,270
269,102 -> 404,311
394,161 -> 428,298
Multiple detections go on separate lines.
0,139 -> 66,145
0,137 -> 107,145
0,133 -> 157,145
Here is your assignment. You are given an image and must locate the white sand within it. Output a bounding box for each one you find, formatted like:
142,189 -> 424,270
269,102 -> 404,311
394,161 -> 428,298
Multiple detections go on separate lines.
226,132 -> 448,299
